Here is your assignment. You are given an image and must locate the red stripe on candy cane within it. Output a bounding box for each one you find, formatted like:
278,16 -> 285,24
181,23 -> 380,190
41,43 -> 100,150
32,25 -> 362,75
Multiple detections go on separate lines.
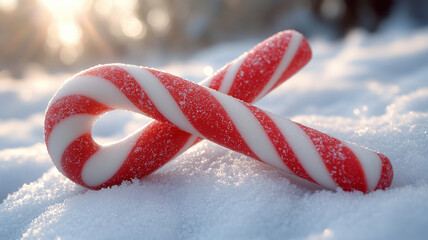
46,30 -> 313,189
62,133 -> 100,187
247,106 -> 316,183
146,68 -> 257,159
297,124 -> 368,192
44,63 -> 392,192
45,95 -> 112,144
376,153 -> 394,190
100,123 -> 193,188
79,65 -> 169,123
44,31 -> 392,192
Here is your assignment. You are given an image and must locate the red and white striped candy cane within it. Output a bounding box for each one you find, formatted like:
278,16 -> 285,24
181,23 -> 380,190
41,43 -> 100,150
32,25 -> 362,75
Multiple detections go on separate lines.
44,63 -> 393,192
45,30 -> 312,189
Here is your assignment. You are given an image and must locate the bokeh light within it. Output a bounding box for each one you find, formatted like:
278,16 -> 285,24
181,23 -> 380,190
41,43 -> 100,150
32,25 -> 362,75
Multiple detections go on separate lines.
38,0 -> 88,64
57,22 -> 83,46
203,66 -> 214,77
39,0 -> 88,17
121,16 -> 147,39
94,0 -> 113,17
1,0 -> 421,78
147,7 -> 170,33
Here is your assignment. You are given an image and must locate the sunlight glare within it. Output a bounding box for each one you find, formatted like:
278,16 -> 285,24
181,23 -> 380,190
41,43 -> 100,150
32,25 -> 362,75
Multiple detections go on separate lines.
0,0 -> 17,12
95,0 -> 142,40
114,0 -> 137,13
57,21 -> 83,46
39,0 -> 87,61
39,0 -> 88,18
95,0 -> 113,17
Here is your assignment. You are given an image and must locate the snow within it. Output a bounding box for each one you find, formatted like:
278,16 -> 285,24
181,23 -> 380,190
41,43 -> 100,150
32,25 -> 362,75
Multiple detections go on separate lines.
1,17 -> 428,240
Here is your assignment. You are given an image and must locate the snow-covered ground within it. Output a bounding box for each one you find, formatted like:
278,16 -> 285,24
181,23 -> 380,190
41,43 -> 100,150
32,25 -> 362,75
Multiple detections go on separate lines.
1,15 -> 428,239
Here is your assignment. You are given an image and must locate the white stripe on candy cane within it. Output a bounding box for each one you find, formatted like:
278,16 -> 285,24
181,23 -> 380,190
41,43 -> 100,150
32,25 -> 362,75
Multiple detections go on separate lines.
254,31 -> 302,102
49,75 -> 141,113
344,142 -> 382,192
122,66 -> 202,137
267,112 -> 337,189
47,114 -> 96,174
82,130 -> 142,187
199,75 -> 213,87
209,89 -> 291,173
218,52 -> 248,94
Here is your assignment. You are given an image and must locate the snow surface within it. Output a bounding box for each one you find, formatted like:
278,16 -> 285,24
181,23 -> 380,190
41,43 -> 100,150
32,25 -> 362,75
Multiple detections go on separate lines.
1,18 -> 428,239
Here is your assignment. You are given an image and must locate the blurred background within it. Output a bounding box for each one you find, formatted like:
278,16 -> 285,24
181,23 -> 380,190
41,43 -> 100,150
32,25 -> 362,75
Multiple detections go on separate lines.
0,0 -> 427,79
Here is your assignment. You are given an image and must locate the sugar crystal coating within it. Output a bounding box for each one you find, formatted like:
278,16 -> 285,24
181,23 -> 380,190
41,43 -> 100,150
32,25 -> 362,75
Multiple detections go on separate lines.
44,31 -> 392,192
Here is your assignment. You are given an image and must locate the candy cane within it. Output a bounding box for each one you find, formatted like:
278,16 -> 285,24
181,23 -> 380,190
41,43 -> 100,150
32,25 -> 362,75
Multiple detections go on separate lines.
45,30 -> 313,189
44,63 -> 393,192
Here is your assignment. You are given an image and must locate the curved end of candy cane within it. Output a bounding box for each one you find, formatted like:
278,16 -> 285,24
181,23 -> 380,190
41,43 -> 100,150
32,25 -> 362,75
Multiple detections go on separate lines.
345,149 -> 393,193
374,153 -> 394,191
279,29 -> 312,65
252,30 -> 312,101
298,31 -> 313,63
